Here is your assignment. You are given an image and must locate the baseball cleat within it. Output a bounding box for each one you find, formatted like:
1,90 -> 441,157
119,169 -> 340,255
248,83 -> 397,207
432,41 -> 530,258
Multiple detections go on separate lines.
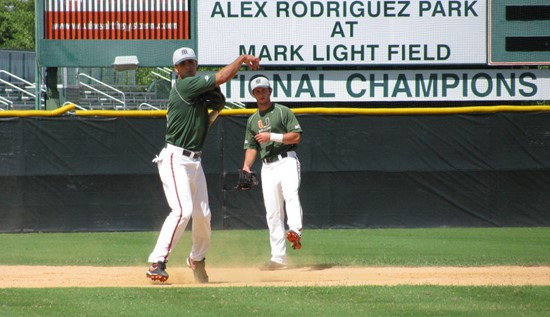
286,230 -> 302,250
146,261 -> 169,282
148,275 -> 169,282
187,257 -> 209,283
259,261 -> 288,271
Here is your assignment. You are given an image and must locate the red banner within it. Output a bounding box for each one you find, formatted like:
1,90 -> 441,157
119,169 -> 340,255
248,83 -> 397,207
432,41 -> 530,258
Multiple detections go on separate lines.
44,0 -> 189,40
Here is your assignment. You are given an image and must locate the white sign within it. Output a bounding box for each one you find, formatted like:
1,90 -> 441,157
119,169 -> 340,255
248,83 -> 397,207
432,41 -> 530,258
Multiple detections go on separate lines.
215,69 -> 550,102
198,0 -> 487,65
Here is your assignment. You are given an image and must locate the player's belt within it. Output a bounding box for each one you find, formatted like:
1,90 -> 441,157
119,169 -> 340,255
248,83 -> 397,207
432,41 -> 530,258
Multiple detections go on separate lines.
165,143 -> 202,159
262,151 -> 296,164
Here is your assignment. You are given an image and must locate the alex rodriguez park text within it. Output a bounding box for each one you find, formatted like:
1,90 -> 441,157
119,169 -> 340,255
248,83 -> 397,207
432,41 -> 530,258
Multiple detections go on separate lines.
210,1 -> 479,18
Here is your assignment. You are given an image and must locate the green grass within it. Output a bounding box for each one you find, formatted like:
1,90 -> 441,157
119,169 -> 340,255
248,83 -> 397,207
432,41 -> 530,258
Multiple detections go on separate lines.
0,286 -> 549,317
1,228 -> 549,316
0,228 -> 549,267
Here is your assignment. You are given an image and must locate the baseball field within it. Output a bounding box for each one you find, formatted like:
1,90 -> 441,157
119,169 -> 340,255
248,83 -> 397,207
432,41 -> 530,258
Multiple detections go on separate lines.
1,228 -> 549,316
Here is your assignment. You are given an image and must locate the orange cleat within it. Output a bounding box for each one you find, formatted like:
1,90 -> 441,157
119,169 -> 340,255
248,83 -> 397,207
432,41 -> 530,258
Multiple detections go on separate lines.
146,261 -> 169,282
286,230 -> 302,250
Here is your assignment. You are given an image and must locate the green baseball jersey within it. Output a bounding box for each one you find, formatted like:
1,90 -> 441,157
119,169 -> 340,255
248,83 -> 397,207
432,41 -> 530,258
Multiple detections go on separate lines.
244,103 -> 302,159
165,73 -> 216,151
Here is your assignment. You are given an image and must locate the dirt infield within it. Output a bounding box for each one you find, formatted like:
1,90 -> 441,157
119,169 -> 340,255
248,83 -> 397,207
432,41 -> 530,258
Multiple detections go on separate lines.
2,265 -> 550,288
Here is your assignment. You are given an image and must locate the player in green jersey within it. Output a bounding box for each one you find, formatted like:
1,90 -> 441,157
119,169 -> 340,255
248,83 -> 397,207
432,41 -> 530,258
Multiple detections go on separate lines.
146,47 -> 260,283
242,76 -> 304,270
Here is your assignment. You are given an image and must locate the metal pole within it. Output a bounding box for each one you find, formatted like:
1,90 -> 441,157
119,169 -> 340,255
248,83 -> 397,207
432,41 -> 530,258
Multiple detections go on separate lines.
34,0 -> 41,110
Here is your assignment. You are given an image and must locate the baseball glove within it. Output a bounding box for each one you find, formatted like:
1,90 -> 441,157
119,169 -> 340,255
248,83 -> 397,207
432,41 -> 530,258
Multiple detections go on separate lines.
234,169 -> 259,190
201,86 -> 226,111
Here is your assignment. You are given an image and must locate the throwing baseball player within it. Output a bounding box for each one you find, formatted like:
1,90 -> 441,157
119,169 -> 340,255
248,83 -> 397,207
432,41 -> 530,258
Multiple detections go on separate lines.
146,47 -> 260,283
241,76 -> 304,271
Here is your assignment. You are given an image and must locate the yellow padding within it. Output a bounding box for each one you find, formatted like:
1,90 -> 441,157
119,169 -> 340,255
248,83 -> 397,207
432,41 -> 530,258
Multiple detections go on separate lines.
75,105 -> 550,117
0,103 -> 75,117
217,105 -> 550,116
2,104 -> 550,118
288,105 -> 550,115
75,109 -> 167,117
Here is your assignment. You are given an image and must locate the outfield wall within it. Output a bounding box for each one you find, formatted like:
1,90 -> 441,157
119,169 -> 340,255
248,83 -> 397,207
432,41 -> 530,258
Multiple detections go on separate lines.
1,112 -> 550,232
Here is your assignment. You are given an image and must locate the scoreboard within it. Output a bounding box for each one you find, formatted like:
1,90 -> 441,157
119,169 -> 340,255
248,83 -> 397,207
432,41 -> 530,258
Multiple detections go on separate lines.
489,0 -> 550,65
36,0 -> 194,67
35,0 -> 550,67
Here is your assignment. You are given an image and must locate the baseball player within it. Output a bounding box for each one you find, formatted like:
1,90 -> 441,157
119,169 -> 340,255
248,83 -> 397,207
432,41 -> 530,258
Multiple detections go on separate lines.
146,47 -> 260,283
241,76 -> 304,270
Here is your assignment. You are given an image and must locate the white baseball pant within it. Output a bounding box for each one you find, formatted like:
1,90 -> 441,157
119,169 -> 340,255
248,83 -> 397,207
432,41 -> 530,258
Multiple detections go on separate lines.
148,144 -> 211,264
261,151 -> 303,265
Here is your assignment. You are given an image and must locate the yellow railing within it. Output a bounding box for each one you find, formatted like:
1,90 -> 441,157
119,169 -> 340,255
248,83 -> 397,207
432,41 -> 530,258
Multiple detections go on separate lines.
74,104 -> 550,117
221,105 -> 550,116
0,103 -> 75,117
1,103 -> 550,118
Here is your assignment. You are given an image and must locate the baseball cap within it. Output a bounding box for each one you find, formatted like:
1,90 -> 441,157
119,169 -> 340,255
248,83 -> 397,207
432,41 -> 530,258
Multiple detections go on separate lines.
250,77 -> 271,91
172,47 -> 197,65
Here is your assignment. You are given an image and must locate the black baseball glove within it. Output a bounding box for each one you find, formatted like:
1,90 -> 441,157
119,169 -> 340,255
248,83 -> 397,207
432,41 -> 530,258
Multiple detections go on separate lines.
201,86 -> 226,111
234,169 -> 259,190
